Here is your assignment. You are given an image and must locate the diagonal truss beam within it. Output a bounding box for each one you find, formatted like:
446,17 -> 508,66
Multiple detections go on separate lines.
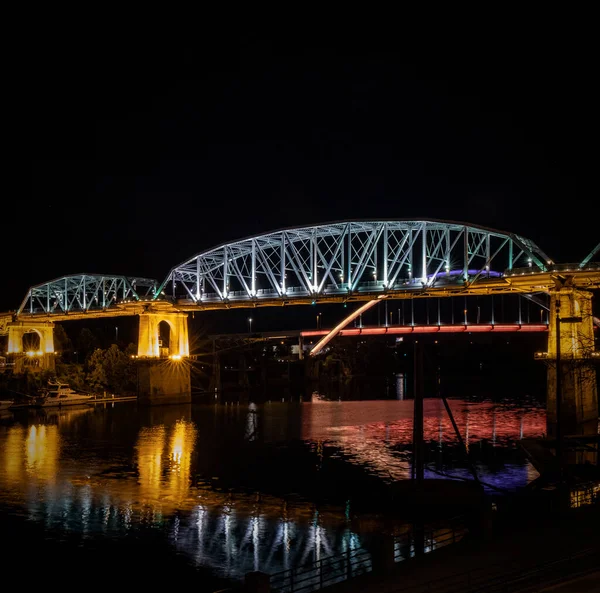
158,220 -> 556,306
18,274 -> 158,316
580,242 -> 600,268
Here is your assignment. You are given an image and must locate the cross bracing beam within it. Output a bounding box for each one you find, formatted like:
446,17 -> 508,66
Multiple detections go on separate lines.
580,242 -> 599,268
17,274 -> 159,316
157,219 -> 553,305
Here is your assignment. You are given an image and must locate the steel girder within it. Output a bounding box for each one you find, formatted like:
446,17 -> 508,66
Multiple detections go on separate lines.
17,274 -> 159,316
580,242 -> 600,268
158,219 -> 552,305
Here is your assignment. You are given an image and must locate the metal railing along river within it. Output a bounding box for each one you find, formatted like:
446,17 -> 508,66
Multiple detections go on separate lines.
269,516 -> 468,593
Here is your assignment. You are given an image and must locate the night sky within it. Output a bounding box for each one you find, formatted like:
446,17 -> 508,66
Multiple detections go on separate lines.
16,28 -> 597,315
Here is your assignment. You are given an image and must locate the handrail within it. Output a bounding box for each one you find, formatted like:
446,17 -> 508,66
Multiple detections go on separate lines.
269,515 -> 468,593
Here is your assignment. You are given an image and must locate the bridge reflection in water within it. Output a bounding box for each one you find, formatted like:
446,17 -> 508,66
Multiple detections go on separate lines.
0,399 -> 546,580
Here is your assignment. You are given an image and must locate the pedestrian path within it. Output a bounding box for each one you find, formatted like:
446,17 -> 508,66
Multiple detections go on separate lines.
320,505 -> 600,593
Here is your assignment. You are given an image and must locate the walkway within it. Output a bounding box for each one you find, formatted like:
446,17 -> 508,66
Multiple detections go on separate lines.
320,504 -> 600,593
541,572 -> 600,592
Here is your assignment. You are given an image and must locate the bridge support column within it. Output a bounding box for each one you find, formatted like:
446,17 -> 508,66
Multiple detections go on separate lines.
545,288 -> 598,438
208,339 -> 221,399
136,307 -> 191,405
238,353 -> 250,389
137,359 -> 191,405
7,321 -> 55,372
137,310 -> 190,358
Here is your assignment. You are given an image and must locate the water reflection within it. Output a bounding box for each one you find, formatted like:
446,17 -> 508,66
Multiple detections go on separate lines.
2,423 -> 60,485
136,424 -> 167,507
0,398 -> 547,581
135,419 -> 197,507
25,424 -> 60,482
300,399 -> 545,488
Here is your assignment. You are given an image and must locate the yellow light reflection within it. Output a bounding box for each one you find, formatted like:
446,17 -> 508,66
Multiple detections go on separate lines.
25,424 -> 59,483
136,425 -> 166,507
3,426 -> 25,483
166,419 -> 197,503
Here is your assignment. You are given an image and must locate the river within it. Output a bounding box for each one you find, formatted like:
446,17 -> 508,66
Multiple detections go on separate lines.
0,396 -> 545,589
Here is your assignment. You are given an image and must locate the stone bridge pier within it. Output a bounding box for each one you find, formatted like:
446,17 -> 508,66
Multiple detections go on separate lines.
544,286 -> 598,439
6,320 -> 55,372
135,306 -> 191,405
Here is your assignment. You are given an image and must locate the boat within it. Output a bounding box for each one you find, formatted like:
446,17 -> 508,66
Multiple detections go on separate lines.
33,380 -> 93,407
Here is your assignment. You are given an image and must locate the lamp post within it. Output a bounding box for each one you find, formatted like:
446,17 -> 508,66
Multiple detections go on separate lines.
248,318 -> 253,333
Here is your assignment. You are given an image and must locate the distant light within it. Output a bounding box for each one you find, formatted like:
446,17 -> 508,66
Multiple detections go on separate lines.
169,354 -> 182,361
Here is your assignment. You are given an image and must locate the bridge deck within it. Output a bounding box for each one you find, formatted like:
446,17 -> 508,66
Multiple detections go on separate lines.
4,268 -> 599,322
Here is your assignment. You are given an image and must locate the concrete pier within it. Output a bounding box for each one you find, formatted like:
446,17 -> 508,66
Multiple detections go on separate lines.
137,359 -> 191,405
545,287 -> 598,438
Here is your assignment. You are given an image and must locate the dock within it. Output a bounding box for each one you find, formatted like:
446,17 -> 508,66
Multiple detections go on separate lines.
89,395 -> 137,403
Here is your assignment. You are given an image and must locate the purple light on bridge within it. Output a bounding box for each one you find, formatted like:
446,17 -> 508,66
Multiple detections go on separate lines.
427,269 -> 503,279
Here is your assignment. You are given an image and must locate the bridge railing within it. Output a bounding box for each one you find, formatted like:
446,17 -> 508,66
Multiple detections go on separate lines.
507,262 -> 600,277
182,277 -> 475,304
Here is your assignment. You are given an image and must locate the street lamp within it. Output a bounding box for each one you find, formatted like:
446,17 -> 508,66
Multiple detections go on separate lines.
316,312 -> 322,329
248,318 -> 253,333
464,309 -> 468,325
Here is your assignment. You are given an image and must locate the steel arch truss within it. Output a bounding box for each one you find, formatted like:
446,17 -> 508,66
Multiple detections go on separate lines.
18,274 -> 159,315
580,242 -> 600,268
159,220 -> 552,305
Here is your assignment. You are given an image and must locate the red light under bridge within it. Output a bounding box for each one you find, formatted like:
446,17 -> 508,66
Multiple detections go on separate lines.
301,324 -> 549,338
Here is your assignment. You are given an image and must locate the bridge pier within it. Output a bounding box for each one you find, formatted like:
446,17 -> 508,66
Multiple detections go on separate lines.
544,288 -> 598,439
137,359 -> 191,405
137,308 -> 189,358
135,307 -> 191,404
6,321 -> 55,372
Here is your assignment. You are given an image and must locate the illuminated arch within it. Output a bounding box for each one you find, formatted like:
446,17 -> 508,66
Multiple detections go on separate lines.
158,219 -> 552,305
137,310 -> 189,358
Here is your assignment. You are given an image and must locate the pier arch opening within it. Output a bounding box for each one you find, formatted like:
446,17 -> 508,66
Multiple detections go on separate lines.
22,330 -> 41,355
158,319 -> 174,357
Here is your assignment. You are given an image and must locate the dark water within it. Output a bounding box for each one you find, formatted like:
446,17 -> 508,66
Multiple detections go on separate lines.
0,397 -> 545,588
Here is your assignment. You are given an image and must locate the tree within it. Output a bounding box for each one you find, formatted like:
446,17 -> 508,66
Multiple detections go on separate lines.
76,328 -> 99,363
86,344 -> 136,394
55,362 -> 86,391
87,348 -> 108,392
53,324 -> 73,363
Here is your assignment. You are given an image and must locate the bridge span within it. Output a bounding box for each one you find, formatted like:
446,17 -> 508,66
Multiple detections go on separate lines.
1,219 -> 598,438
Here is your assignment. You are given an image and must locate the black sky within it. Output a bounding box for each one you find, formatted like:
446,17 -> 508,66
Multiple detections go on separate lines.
15,25 -> 598,313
